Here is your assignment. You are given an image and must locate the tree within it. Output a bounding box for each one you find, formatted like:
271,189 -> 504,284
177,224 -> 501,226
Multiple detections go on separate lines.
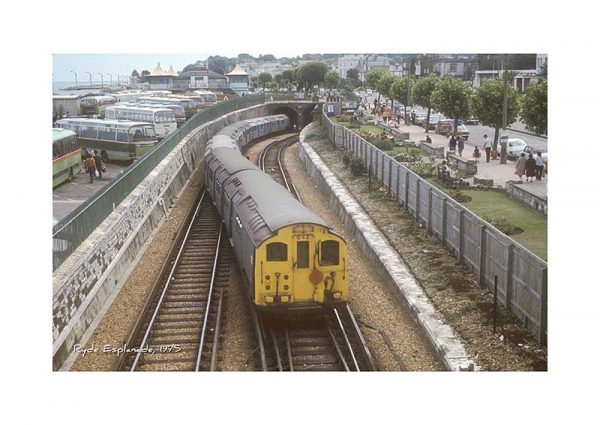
376,72 -> 396,107
412,74 -> 439,133
520,79 -> 547,136
471,79 -> 521,149
258,72 -> 273,90
431,77 -> 472,136
346,68 -> 360,85
390,77 -> 411,124
131,69 -> 140,78
281,69 -> 295,83
237,53 -> 255,62
365,68 -> 388,100
206,55 -> 230,74
324,70 -> 340,93
140,70 -> 150,82
296,61 -> 329,94
259,54 -> 277,62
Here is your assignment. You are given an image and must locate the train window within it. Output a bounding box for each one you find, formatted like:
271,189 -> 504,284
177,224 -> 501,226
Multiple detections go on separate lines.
320,240 -> 339,266
297,241 -> 309,268
267,242 -> 288,262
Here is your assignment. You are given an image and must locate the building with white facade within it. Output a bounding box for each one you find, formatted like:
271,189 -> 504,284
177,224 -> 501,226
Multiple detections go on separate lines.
473,69 -> 541,92
335,55 -> 364,79
146,62 -> 177,90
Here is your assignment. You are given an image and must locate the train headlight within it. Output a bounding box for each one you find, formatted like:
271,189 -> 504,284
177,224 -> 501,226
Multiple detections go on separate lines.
265,296 -> 274,303
283,285 -> 289,291
332,292 -> 342,300
280,295 -> 289,303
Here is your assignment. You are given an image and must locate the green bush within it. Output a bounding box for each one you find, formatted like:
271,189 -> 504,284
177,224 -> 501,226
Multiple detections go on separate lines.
406,161 -> 438,178
448,189 -> 472,203
336,114 -> 351,123
349,157 -> 366,176
482,215 -> 524,236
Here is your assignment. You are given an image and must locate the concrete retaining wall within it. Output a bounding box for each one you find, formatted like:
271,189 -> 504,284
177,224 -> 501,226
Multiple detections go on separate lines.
298,123 -> 476,371
420,142 -> 445,158
506,181 -> 548,215
446,152 -> 478,176
52,104 -> 271,370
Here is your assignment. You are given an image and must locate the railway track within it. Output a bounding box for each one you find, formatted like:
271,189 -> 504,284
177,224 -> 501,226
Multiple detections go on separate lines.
117,190 -> 231,371
257,134 -> 302,201
254,305 -> 376,371
252,135 -> 375,372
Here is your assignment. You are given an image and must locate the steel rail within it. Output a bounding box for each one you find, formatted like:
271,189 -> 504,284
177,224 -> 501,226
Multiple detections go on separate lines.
251,307 -> 268,371
345,305 -> 376,371
333,307 -> 360,372
272,331 -> 284,371
285,327 -> 294,372
326,323 -> 350,371
276,141 -> 293,193
129,191 -> 207,371
195,224 -> 224,371
210,289 -> 225,371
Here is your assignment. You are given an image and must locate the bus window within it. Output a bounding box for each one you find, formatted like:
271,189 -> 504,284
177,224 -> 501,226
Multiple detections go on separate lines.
145,127 -> 156,138
267,242 -> 288,262
297,241 -> 309,268
320,240 -> 339,266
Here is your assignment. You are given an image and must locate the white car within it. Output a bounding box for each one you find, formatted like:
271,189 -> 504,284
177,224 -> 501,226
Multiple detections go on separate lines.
506,138 -> 527,160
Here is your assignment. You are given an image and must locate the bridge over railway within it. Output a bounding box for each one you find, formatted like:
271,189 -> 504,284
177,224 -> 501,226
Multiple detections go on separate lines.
52,94 -> 319,370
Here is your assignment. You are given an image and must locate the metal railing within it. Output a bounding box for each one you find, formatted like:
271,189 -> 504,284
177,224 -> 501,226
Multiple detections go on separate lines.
53,93 -> 292,271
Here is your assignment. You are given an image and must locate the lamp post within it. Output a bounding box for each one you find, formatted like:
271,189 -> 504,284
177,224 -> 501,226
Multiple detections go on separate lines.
85,71 -> 92,87
70,70 -> 78,88
107,73 -> 113,87
98,73 -> 104,88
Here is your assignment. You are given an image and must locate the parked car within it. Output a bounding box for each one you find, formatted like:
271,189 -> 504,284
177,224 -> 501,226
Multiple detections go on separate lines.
523,145 -> 548,159
464,116 -> 480,125
435,120 -> 470,139
506,138 -> 528,160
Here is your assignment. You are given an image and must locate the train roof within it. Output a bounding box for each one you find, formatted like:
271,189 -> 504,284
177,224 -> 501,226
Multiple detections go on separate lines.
210,146 -> 328,247
106,105 -> 173,113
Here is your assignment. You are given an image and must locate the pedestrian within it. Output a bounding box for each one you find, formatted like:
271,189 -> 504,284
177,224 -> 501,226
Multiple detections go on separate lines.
448,134 -> 456,152
514,152 -> 527,181
473,146 -> 481,159
535,152 -> 545,180
457,136 -> 465,156
425,134 -> 432,143
483,135 -> 491,162
85,154 -> 96,184
94,150 -> 104,180
525,153 -> 536,182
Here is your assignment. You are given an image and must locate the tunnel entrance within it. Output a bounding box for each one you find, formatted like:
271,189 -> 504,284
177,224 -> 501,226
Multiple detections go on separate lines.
273,107 -> 298,130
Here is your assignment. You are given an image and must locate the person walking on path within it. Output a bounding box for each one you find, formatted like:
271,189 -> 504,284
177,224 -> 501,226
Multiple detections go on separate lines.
85,154 -> 96,184
535,152 -> 545,180
514,153 -> 527,181
482,134 -> 491,162
93,150 -> 104,181
448,134 -> 457,153
457,137 -> 465,156
525,153 -> 536,182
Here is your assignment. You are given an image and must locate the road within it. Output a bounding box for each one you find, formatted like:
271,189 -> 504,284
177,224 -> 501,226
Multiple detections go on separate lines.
53,161 -> 129,223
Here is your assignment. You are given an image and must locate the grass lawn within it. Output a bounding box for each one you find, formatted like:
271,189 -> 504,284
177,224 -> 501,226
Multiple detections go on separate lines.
331,117 -> 383,135
427,179 -> 547,260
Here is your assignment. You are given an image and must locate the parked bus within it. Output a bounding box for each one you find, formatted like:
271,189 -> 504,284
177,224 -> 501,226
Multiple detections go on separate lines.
55,118 -> 158,162
52,128 -> 81,188
118,101 -> 186,125
138,96 -> 196,118
192,89 -> 217,104
104,105 -> 177,138
111,90 -> 146,103
80,95 -> 116,116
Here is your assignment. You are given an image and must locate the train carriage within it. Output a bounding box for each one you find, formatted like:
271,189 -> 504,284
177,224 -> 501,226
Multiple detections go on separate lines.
204,115 -> 349,312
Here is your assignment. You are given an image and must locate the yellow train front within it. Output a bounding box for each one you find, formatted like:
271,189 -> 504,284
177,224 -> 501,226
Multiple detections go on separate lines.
204,116 -> 349,313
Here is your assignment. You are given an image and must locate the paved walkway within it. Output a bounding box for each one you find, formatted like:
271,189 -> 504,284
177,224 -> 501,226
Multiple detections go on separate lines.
369,115 -> 547,198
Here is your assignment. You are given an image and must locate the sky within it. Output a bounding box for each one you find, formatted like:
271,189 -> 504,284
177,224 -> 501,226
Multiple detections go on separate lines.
52,52 -> 311,82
